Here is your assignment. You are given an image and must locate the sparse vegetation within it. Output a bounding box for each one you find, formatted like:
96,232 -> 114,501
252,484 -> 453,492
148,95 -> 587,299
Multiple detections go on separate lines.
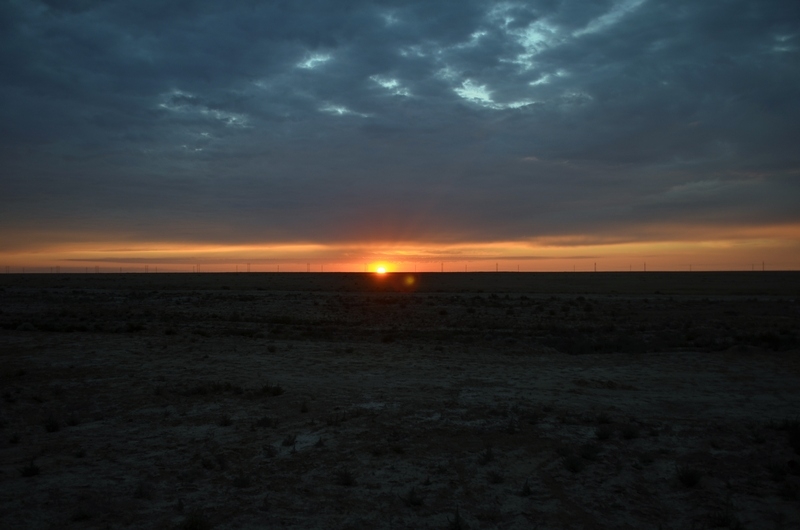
2,274 -> 800,529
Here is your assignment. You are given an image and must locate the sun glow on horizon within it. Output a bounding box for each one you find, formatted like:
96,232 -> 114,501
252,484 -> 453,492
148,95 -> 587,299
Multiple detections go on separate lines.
0,228 -> 799,272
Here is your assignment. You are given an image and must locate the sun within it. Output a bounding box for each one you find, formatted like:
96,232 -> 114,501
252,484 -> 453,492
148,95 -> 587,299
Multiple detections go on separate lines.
376,266 -> 387,274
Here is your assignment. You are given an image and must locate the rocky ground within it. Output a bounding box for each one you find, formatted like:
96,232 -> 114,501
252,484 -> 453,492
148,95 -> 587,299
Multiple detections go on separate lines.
1,272 -> 799,529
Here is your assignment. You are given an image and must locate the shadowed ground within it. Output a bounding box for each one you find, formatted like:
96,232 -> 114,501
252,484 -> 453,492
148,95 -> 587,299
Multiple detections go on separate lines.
0,273 -> 798,528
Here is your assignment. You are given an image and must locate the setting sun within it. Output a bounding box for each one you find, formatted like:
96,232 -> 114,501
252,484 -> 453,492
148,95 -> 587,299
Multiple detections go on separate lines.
376,266 -> 386,274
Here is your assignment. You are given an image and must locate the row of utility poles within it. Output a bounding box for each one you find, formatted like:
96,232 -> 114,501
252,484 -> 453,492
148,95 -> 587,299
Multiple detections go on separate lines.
1,261 -> 773,273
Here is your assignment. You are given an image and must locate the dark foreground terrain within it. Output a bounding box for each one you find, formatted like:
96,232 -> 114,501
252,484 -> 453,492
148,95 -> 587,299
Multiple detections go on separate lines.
1,272 -> 799,529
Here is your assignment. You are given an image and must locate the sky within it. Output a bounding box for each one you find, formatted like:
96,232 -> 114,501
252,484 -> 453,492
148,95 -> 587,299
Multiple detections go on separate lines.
1,0 -> 799,272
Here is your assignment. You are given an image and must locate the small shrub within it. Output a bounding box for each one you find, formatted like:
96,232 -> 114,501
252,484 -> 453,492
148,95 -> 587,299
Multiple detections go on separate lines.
778,481 -> 798,500
639,452 -> 655,465
44,415 -> 60,433
261,383 -> 284,397
486,470 -> 504,484
254,416 -> 278,429
335,469 -> 357,487
478,445 -> 494,465
597,412 -> 612,424
564,455 -> 585,473
401,486 -> 424,507
300,401 -> 309,413
505,417 -> 519,434
9,433 -> 20,444
790,427 -> 800,455
66,414 -> 80,427
314,437 -> 325,448
676,464 -> 702,487
327,412 -> 347,426
178,510 -> 213,530
768,417 -> 800,431
20,461 -> 39,477
519,479 -> 533,497
233,473 -> 252,488
218,414 -> 232,427
134,481 -> 155,500
621,424 -> 640,440
70,509 -> 91,522
708,507 -> 742,529
596,425 -> 614,441
267,345 -> 276,353
766,461 -> 787,482
447,507 -> 467,530
282,434 -> 297,447
579,443 -> 601,461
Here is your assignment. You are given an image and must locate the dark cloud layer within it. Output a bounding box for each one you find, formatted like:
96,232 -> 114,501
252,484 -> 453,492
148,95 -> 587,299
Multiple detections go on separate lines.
1,0 -> 799,250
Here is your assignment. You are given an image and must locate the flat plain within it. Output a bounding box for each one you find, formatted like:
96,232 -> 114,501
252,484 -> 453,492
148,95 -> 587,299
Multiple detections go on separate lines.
1,272 -> 799,529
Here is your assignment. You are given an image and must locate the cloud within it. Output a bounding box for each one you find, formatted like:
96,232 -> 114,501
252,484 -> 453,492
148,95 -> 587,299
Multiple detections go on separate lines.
1,0 -> 799,254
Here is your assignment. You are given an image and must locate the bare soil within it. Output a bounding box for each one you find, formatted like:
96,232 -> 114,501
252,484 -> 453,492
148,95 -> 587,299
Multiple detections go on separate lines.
1,272 -> 799,529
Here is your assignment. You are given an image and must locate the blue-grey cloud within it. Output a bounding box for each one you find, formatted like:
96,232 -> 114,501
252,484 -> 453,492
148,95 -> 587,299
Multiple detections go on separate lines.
1,0 -> 798,250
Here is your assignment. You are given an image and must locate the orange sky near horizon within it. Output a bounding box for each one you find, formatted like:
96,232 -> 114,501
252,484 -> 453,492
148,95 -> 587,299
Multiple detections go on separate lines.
2,231 -> 799,273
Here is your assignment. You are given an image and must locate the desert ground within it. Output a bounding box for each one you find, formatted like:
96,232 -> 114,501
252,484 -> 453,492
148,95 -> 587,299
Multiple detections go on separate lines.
1,271 -> 799,529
